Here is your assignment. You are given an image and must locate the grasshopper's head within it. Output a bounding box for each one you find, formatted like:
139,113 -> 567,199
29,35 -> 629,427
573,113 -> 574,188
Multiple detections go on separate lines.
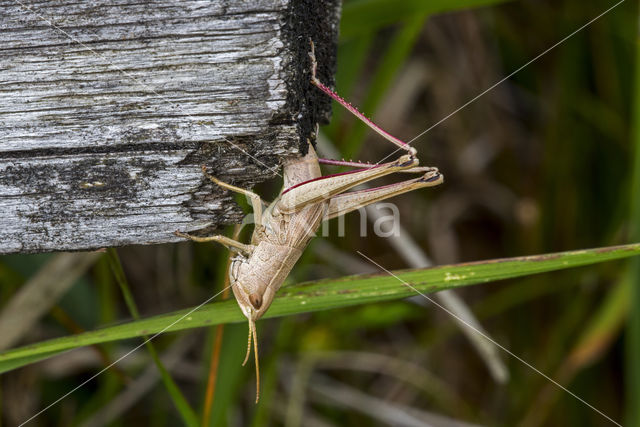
230,279 -> 277,322
229,259 -> 276,322
229,256 -> 275,403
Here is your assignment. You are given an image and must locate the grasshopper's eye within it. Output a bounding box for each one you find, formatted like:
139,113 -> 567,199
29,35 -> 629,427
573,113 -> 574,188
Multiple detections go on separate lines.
249,293 -> 263,309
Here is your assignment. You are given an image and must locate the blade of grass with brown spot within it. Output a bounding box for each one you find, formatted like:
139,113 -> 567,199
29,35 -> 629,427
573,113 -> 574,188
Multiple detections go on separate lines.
0,243 -> 638,375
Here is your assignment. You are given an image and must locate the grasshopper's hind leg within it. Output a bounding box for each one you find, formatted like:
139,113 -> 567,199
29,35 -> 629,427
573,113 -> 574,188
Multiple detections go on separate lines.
201,166 -> 264,227
277,154 -> 419,214
318,158 -> 434,175
309,40 -> 416,156
326,168 -> 443,220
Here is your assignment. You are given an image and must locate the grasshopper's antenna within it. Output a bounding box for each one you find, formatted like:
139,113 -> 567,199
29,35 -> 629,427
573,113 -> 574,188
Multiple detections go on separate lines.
251,320 -> 260,403
242,319 -> 261,403
242,321 -> 252,366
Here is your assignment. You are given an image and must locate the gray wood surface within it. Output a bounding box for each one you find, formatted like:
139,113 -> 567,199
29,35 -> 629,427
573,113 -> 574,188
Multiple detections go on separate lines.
0,0 -> 340,254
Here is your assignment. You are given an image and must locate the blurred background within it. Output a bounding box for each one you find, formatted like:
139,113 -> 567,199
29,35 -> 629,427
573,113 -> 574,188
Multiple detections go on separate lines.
1,0 -> 637,425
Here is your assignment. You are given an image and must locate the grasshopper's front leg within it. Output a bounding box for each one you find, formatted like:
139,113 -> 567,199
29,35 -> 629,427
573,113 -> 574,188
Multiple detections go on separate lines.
174,232 -> 254,256
175,166 -> 264,254
201,166 -> 265,228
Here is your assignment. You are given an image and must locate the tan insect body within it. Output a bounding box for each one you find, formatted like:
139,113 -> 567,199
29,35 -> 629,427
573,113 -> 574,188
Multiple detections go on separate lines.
176,42 -> 444,402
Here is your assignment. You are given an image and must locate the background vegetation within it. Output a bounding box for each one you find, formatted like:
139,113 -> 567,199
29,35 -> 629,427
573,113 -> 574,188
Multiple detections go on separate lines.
1,0 -> 638,425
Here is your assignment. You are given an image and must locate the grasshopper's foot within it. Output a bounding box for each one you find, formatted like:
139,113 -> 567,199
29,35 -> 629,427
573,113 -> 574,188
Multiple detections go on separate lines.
309,39 -> 319,84
200,165 -> 224,186
420,167 -> 443,184
395,154 -> 419,169
174,230 -> 194,240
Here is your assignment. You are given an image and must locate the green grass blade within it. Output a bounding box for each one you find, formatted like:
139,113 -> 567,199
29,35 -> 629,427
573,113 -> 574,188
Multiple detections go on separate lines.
107,249 -> 141,319
340,0 -> 513,39
520,279 -> 630,426
106,249 -> 199,427
325,34 -> 373,137
340,13 -> 427,160
570,280 -> 630,369
0,243 -> 639,374
626,17 -> 640,426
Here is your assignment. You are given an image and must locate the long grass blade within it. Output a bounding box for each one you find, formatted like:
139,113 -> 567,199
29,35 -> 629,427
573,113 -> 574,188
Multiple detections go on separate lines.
340,0 -> 513,39
626,13 -> 640,425
0,243 -> 638,375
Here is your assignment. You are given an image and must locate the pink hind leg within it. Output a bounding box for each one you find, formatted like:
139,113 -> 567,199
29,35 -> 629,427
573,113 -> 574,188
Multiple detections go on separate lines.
276,154 -> 420,214
309,40 -> 416,156
326,170 -> 443,220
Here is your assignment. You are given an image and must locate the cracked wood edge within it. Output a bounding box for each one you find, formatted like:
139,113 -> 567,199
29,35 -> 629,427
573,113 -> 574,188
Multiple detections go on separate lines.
0,0 -> 341,254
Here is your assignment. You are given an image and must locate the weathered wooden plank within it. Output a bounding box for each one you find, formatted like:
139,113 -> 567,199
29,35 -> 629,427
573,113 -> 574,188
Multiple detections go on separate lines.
0,0 -> 340,254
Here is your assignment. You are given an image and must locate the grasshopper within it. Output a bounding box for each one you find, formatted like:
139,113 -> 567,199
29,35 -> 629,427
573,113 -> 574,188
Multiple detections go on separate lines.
176,42 -> 443,401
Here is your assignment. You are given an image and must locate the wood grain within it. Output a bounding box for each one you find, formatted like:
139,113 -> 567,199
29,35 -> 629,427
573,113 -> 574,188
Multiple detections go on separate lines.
0,0 -> 340,253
